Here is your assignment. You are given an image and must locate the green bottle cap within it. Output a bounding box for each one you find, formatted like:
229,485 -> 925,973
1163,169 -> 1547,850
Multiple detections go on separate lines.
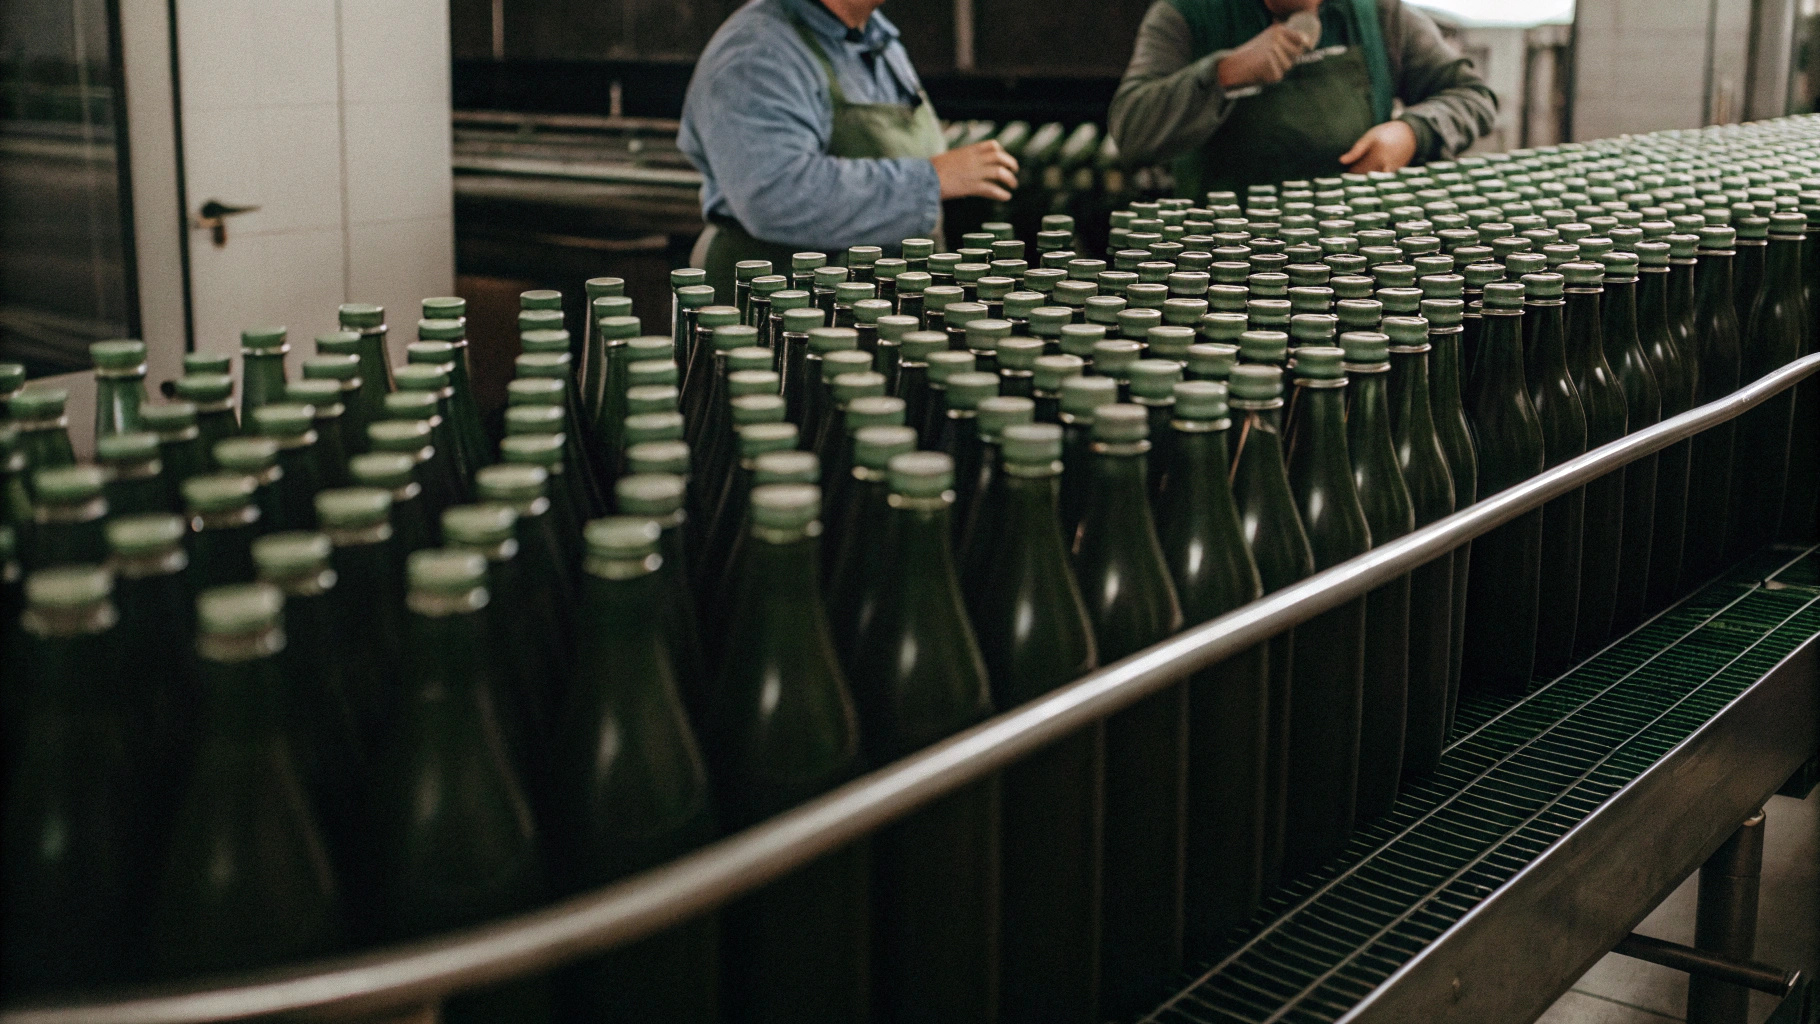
1666,233 -> 1700,259
976,277 -> 1016,303
90,339 -> 147,370
369,418 -> 434,454
1460,263 -> 1504,289
754,450 -> 820,486
1164,298 -> 1210,326
519,329 -> 570,355
965,319 -> 1013,349
1128,359 -> 1184,401
899,332 -> 948,364
976,396 -> 1035,440
902,238 -> 935,260
475,464 -> 548,504
874,315 -> 919,342
253,531 -> 335,578
1032,354 -> 1086,392
418,319 -> 465,342
750,483 -> 820,530
515,352 -> 572,380
996,337 -> 1045,372
795,252 -> 830,273
671,268 -> 708,290
1199,311 -> 1249,341
753,275 -> 791,299
676,285 -> 717,310
25,564 -> 113,610
718,347 -> 767,374
501,434 -> 569,471
253,403 -> 314,438
1001,422 -> 1063,465
241,325 -> 288,350
943,301 -> 989,330
214,436 -> 279,473
1054,281 -> 1097,308
694,306 -> 739,330
586,516 -> 662,561
1060,374 -> 1118,417
943,371 -> 1000,411
184,473 -> 258,514
1145,326 -> 1193,362
503,404 -> 564,436
1091,339 -> 1143,379
854,425 -> 919,470
301,355 -> 359,383
1418,273 -> 1466,299
1117,308 -> 1163,340
1698,225 -> 1736,249
1560,261 -> 1604,286
718,369 -> 773,401
287,378 -> 344,411
141,401 -> 198,433
408,548 -> 487,593
736,260 -> 774,281
738,421 -> 799,458
1770,210 -> 1807,236
625,384 -> 679,415
1599,251 -> 1641,278
624,410 -> 689,443
1001,292 -> 1044,319
396,363 -> 454,392
708,326 -> 758,353
105,512 -> 184,558
820,350 -> 874,385
517,310 -> 564,337
1084,296 -> 1126,326
1482,281 -> 1527,308
1187,342 -> 1239,378
830,371 -> 888,404
893,272 -> 932,296
183,353 -> 231,375
625,440 -> 692,476
1340,330 -> 1390,364
780,307 -> 825,335
1289,313 -> 1338,343
924,285 -> 964,313
315,331 -> 361,356
1292,345 -> 1345,380
339,304 -> 384,329
96,431 -> 161,464
1504,252 -> 1548,279
628,360 -> 681,388
804,327 -> 856,355
597,316 -> 643,341
615,474 -> 685,517
1058,323 -> 1105,360
1027,307 -> 1074,337
853,298 -> 894,324
196,582 -> 284,635
1420,298 -> 1464,326
12,387 -> 68,420
1519,272 -> 1564,299
440,504 -> 519,548
926,350 -> 977,385
1091,403 -> 1149,442
425,296 -> 469,319
1381,316 -> 1430,346
505,377 -> 565,407
520,289 -> 563,311
846,395 -> 907,430
1239,330 -> 1289,363
349,451 -> 417,488
888,451 -> 953,497
1173,380 -> 1229,420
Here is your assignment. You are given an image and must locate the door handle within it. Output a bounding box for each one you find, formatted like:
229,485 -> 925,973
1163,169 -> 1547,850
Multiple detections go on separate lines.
194,199 -> 260,246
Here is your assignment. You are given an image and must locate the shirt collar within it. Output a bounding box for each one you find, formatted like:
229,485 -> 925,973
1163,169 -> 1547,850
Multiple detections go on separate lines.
786,0 -> 899,49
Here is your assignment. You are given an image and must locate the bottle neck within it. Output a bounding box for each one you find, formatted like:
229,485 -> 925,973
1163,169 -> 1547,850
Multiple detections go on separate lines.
1562,287 -> 1608,378
1695,250 -> 1735,311
887,493 -> 958,575
1763,234 -> 1805,292
1471,307 -> 1527,401
1287,379 -> 1353,478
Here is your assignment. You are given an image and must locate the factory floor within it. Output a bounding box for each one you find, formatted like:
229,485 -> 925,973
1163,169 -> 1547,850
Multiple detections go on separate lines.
1537,786 -> 1820,1023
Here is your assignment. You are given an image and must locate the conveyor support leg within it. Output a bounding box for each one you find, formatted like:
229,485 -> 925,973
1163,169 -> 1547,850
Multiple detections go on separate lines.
1688,809 -> 1768,1024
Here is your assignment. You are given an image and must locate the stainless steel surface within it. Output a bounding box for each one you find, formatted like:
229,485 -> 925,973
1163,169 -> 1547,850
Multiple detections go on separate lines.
6,352 -> 1817,1024
1689,811 -> 1769,1023
1332,612 -> 1820,1024
1612,933 -> 1797,998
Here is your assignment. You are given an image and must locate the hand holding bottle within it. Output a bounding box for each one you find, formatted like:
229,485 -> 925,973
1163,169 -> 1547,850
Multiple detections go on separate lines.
1340,120 -> 1418,172
932,140 -> 1020,201
1216,18 -> 1315,91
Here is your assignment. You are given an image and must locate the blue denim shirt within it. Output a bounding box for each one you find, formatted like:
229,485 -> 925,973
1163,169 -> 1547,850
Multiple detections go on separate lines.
678,0 -> 942,252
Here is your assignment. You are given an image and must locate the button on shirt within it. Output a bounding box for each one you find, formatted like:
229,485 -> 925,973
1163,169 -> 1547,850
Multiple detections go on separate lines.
678,0 -> 942,252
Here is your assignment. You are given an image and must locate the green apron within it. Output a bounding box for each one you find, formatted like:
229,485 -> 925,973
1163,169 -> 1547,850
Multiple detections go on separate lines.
1174,45 -> 1377,200
698,18 -> 948,303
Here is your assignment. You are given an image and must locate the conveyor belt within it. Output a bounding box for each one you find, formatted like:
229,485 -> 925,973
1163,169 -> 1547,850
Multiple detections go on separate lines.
1149,546 -> 1820,1024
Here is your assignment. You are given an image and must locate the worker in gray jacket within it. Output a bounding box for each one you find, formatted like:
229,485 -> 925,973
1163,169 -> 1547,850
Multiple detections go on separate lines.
1110,0 -> 1497,197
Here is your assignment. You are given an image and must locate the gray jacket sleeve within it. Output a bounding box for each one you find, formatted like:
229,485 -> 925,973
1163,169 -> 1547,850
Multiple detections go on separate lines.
1107,2 -> 1238,169
1108,0 -> 1499,169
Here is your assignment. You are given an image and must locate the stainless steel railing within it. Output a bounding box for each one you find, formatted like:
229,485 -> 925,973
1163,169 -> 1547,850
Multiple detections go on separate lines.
9,353 -> 1818,1024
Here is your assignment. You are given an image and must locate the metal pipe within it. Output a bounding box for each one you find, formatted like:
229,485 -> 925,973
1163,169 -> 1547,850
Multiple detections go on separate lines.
1690,810 -> 1770,1023
7,353 -> 1818,1024
1614,933 -> 1796,998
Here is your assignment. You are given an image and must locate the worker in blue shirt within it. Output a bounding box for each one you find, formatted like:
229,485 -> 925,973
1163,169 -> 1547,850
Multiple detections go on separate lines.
678,0 -> 1019,303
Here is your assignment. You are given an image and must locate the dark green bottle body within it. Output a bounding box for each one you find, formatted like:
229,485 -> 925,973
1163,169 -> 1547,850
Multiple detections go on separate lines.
1642,263 -> 1695,613
1682,249 -> 1742,590
1566,285 -> 1628,661
1524,293 -> 1587,679
1602,274 -> 1661,635
1427,321 -> 1476,733
1388,341 -> 1455,776
1730,231 -> 1807,556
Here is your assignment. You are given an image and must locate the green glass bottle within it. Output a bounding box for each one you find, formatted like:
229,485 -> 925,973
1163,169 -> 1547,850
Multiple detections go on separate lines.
686,319 -> 759,462
303,354 -> 367,463
11,387 -> 77,482
896,330 -> 948,438
1732,212 -> 1769,333
844,452 -> 1000,1024
1682,226 -> 1743,590
935,371 -> 999,535
369,417 -> 462,532
90,339 -> 148,438
1462,281 -> 1546,695
239,325 -> 291,425
698,420 -> 798,603
1641,237 -> 1695,613
411,327 -> 489,480
183,473 -> 261,590
1152,380 -> 1270,944
816,372 -> 889,508
874,314 -> 919,392
151,582 -> 348,980
1226,364 -> 1314,886
97,431 -> 173,516
337,303 -> 394,406
250,531 -> 365,895
1068,403 -> 1184,1017
592,317 -> 645,478
813,349 -> 877,461
1517,270 -> 1587,679
1557,261 -> 1628,658
1383,315 -> 1455,773
615,474 -> 707,710
695,364 -> 776,531
252,403 -> 326,532
175,372 -> 240,466
349,451 -> 437,554
955,396 -> 1036,584
0,426 -> 29,547
214,436 -> 283,533
28,465 -> 108,571
4,566 -> 138,993
374,550 -> 551,1024
508,376 -> 598,522
1128,361 -> 1184,493
106,512 -> 200,803
709,483 -> 870,1024
500,434 -> 587,569
286,378 -> 352,490
1782,201 -> 1820,544
1729,212 -> 1808,556
551,517 -> 719,1023
1032,353 -> 1085,424
962,421 -> 1101,1024
314,487 -> 405,754
515,351 -> 604,516
0,361 -> 23,421
684,305 -> 745,437
142,401 -> 209,494
827,422 -> 919,625
1339,330 -> 1415,820
1057,374 -> 1119,543
395,360 -> 475,491
1281,346 -> 1371,873
1597,250 -> 1661,635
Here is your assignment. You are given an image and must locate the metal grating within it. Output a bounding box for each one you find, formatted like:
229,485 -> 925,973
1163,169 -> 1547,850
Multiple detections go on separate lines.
1147,546 -> 1820,1024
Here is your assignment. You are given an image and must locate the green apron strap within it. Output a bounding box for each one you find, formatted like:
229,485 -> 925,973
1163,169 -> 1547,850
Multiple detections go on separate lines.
1344,0 -> 1394,124
789,16 -> 850,109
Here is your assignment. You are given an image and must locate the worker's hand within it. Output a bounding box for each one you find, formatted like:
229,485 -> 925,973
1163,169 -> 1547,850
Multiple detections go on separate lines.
1340,120 -> 1418,173
932,140 -> 1020,202
1216,21 -> 1314,91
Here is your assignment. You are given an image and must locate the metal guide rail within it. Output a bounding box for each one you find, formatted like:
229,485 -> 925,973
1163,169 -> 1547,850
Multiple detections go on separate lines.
5,354 -> 1818,1024
1147,546 -> 1820,1024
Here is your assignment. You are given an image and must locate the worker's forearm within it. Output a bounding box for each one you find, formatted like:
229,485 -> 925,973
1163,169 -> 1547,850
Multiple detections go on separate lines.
724,152 -> 941,252
1399,78 -> 1499,162
1109,54 -> 1235,168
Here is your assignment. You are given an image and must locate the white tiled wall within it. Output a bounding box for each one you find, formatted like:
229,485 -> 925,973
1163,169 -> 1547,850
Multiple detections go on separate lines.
1572,0 -> 1755,140
172,0 -> 454,378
